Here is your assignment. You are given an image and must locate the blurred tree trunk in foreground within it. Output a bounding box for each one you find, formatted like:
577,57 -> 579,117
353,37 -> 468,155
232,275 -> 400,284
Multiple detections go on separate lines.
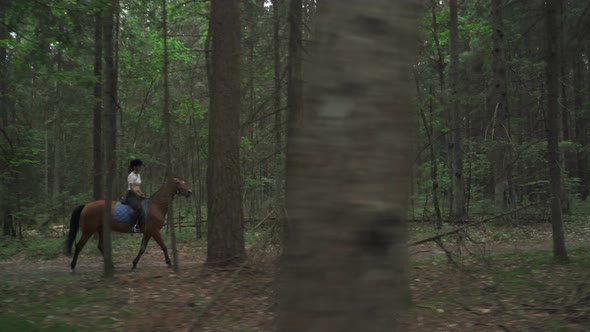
277,0 -> 419,331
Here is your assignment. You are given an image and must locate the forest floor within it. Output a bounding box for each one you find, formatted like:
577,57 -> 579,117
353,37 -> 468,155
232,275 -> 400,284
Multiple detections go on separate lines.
0,218 -> 589,331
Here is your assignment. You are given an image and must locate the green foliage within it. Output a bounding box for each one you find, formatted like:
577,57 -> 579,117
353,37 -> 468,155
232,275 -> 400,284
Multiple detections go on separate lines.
174,98 -> 207,125
240,137 -> 255,161
559,140 -> 578,153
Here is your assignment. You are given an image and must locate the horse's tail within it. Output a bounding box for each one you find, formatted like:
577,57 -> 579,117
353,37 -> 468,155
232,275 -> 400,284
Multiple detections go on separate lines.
64,204 -> 85,256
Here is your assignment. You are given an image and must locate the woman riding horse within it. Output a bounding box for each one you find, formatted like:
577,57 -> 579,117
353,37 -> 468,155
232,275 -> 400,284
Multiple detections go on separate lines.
64,176 -> 192,271
125,159 -> 146,233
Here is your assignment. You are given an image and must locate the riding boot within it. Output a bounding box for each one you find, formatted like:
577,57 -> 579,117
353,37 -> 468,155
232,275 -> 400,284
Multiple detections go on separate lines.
139,209 -> 146,224
134,210 -> 144,233
130,212 -> 140,233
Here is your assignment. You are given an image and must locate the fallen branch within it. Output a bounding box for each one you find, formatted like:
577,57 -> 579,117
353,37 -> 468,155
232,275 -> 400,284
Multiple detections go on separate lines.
409,249 -> 433,256
253,209 -> 276,230
520,306 -> 560,311
408,202 -> 545,247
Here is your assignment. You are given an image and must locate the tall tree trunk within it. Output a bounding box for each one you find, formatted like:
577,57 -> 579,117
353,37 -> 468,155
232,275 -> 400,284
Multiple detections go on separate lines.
114,0 -> 122,192
449,0 -> 465,220
162,0 -> 178,272
93,10 -> 103,201
272,0 -> 283,213
284,0 -> 303,239
277,0 -> 419,330
574,52 -> 588,198
558,0 -> 573,213
490,0 -> 512,216
417,81 -> 443,229
102,0 -> 118,277
51,51 -> 64,199
287,0 -> 303,140
545,0 -> 568,262
188,73 -> 202,239
206,0 -> 245,266
0,0 -> 8,128
429,0 -> 450,215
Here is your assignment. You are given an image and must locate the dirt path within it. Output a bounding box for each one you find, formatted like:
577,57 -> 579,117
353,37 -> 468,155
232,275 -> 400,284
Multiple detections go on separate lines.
0,243 -> 275,332
1,221 -> 589,331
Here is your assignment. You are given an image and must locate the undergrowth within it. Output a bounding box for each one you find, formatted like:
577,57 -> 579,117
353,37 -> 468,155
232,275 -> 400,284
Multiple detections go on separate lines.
0,227 -> 204,261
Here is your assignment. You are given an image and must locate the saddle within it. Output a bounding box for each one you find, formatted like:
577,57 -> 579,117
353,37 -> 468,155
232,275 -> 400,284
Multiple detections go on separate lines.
113,200 -> 149,224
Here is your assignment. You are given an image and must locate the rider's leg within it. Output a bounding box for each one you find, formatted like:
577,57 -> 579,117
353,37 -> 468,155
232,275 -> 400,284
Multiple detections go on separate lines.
127,193 -> 142,232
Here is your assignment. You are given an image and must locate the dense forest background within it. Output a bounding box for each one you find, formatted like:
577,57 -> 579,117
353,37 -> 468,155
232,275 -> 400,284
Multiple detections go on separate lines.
2,1 -> 590,331
0,0 -> 589,242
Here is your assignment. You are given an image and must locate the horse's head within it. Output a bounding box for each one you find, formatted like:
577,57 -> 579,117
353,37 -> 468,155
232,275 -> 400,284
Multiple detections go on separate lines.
172,177 -> 192,198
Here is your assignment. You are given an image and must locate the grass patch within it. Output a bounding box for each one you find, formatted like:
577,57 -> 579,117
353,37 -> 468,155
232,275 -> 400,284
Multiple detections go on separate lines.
0,237 -> 64,260
174,228 -> 201,243
0,222 -> 205,262
0,240 -> 25,260
1,281 -> 116,331
409,248 -> 590,330
25,238 -> 64,260
0,314 -> 39,331
569,196 -> 590,215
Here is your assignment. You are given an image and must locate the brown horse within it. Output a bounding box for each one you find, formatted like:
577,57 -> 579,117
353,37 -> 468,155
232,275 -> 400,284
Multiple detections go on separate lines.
65,176 -> 192,271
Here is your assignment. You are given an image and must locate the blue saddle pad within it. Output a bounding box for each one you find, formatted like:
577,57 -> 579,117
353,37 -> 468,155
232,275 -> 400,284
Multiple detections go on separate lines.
113,201 -> 148,223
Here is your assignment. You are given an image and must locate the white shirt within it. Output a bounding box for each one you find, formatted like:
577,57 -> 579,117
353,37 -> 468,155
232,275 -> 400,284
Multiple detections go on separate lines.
128,172 -> 142,190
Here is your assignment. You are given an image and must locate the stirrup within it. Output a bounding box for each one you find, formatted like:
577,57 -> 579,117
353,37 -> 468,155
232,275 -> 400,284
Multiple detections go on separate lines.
132,224 -> 140,233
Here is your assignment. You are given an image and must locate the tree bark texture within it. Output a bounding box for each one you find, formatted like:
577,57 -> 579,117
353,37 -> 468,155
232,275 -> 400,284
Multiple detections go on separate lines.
277,1 -> 419,331
286,0 -> 303,140
545,0 -> 568,262
449,0 -> 466,220
284,0 -> 303,239
574,52 -> 588,198
93,10 -> 103,201
428,0 -> 452,216
162,0 -> 178,272
272,0 -> 283,212
0,0 -> 9,128
206,0 -> 245,266
490,0 -> 513,216
102,0 -> 118,277
418,83 -> 443,229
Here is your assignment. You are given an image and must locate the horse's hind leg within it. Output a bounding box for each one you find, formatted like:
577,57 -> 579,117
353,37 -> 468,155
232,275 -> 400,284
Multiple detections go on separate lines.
132,233 -> 151,270
152,231 -> 172,268
71,230 -> 93,271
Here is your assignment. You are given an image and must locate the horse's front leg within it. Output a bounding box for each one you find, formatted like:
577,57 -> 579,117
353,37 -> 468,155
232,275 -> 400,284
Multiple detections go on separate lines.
152,231 -> 172,268
131,233 -> 151,270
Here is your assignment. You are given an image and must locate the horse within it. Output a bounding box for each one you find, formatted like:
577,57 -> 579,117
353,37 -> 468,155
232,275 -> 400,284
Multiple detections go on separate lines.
64,176 -> 192,271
